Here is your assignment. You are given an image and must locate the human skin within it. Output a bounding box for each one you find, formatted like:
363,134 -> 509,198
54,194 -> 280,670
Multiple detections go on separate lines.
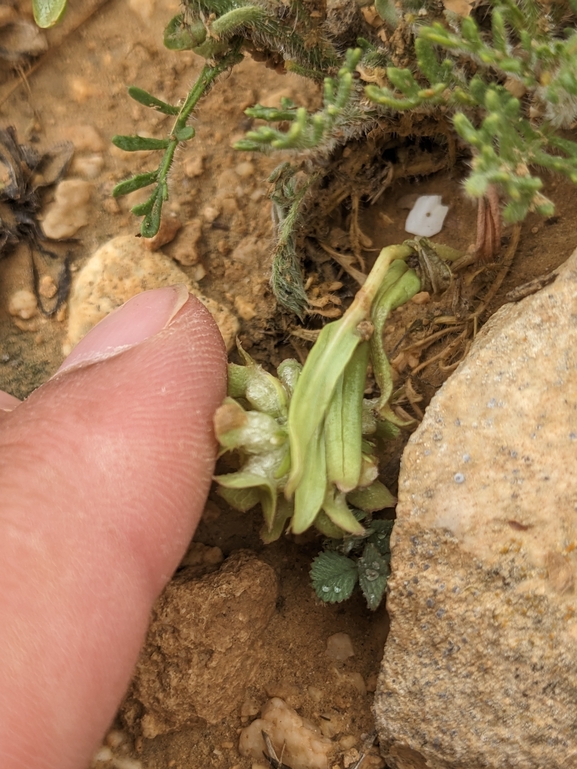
0,286 -> 227,769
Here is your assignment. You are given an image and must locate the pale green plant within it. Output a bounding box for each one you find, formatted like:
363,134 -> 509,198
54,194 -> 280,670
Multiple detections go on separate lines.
213,240 -> 446,543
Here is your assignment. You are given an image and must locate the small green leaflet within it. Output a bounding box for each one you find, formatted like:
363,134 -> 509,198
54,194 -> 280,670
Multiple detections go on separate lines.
112,135 -> 170,152
127,87 -> 180,115
310,551 -> 358,603
358,543 -> 390,610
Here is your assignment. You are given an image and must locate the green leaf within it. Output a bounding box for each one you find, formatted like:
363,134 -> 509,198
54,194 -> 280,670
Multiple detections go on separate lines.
164,15 -> 207,50
112,135 -> 170,152
286,320 -> 359,495
174,126 -> 195,142
127,87 -> 180,115
366,519 -> 394,555
292,426 -> 327,534
358,543 -> 390,610
112,172 -> 158,198
33,0 -> 67,27
311,551 -> 358,603
141,187 -> 165,238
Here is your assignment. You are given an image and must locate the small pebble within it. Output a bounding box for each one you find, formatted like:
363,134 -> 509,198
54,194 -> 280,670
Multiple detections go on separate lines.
326,632 -> 354,661
91,746 -> 113,763
343,748 -> 361,768
234,296 -> 256,321
68,76 -> 95,103
235,161 -> 255,178
143,215 -> 182,251
240,697 -> 260,718
411,291 -> 430,305
307,686 -> 323,703
111,759 -> 142,769
42,179 -> 91,239
202,205 -> 220,223
61,124 -> 105,152
184,154 -> 205,178
71,154 -> 104,179
8,289 -> 38,319
171,218 -> 203,266
339,735 -> 358,750
105,730 -> 126,748
38,275 -> 57,299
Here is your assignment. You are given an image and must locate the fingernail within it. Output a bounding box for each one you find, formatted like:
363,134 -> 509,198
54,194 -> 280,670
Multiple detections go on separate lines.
0,391 -> 20,412
56,285 -> 189,375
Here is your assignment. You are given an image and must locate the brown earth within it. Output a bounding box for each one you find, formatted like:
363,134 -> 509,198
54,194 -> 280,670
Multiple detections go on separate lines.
0,1 -> 575,768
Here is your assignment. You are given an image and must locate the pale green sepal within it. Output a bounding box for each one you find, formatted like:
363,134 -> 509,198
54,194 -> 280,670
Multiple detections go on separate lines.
347,480 -> 396,512
33,0 -> 67,27
214,471 -> 277,530
217,485 -> 260,512
261,497 -> 294,543
322,487 -> 365,535
313,510 -> 346,539
291,427 -> 327,534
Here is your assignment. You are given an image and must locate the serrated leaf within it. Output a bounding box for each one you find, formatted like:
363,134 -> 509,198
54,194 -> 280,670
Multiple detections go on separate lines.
33,0 -> 67,27
366,519 -> 394,555
310,551 -> 358,603
112,135 -> 170,152
127,87 -> 179,115
358,543 -> 389,610
112,172 -> 158,198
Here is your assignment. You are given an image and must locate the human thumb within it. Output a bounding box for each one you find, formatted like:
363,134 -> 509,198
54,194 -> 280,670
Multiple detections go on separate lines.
0,285 -> 227,769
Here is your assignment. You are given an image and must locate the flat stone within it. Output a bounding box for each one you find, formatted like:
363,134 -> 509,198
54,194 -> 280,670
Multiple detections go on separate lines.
64,235 -> 238,355
374,249 -> 577,769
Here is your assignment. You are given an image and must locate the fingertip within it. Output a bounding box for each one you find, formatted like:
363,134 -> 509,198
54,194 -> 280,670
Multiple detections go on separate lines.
0,391 -> 20,411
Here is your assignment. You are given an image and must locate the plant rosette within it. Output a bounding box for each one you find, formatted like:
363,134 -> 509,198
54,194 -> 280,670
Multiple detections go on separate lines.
213,239 -> 451,545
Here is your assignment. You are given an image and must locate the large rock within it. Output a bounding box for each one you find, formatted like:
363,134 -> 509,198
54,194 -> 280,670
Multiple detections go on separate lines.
374,250 -> 577,769
122,551 -> 278,738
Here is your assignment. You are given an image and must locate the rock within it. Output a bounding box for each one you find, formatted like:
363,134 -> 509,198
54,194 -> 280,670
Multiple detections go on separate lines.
374,250 -> 577,769
61,124 -> 105,153
326,632 -> 355,661
70,154 -> 104,180
122,551 -> 278,737
238,697 -> 334,769
42,179 -> 91,239
8,289 -> 37,319
63,235 -> 239,355
142,214 -> 181,251
171,218 -> 203,266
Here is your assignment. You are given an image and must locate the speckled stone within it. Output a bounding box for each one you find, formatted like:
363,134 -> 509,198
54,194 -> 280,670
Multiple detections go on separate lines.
64,235 -> 238,354
374,249 -> 577,769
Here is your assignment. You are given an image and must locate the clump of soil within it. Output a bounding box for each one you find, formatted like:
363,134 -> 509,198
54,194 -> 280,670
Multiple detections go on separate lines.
1,0 -> 576,767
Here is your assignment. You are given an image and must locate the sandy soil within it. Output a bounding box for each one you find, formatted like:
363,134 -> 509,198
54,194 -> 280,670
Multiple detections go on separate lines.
1,1 -> 576,767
